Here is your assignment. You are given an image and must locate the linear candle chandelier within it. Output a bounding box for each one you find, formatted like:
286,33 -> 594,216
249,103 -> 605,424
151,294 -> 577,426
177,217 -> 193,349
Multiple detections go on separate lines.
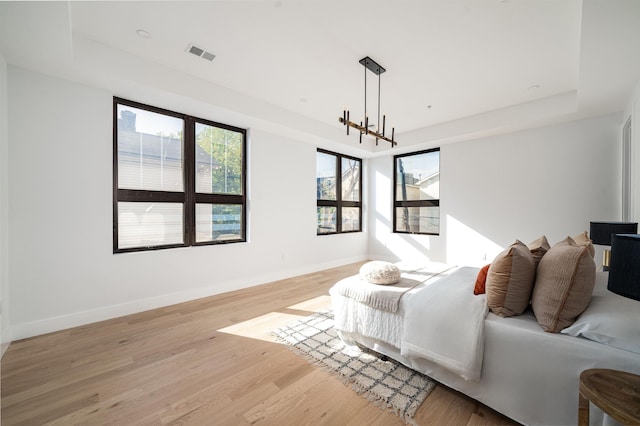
339,56 -> 397,147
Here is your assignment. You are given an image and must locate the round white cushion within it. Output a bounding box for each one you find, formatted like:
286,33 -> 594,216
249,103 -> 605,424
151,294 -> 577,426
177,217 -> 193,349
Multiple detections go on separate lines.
359,261 -> 401,285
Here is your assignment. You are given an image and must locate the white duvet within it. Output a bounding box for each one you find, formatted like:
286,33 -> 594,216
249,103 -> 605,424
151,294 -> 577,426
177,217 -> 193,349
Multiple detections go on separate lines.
400,266 -> 488,381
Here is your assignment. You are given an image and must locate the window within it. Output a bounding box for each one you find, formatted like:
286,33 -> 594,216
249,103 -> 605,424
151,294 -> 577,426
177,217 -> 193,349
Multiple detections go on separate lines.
113,98 -> 246,253
393,148 -> 440,235
316,149 -> 362,234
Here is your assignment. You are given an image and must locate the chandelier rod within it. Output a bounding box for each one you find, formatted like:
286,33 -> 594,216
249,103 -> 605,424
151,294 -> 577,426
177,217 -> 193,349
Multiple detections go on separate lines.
364,64 -> 368,136
377,71 -> 381,145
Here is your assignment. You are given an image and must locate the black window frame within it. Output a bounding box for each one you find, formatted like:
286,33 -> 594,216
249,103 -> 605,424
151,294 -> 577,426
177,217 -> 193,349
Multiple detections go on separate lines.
113,97 -> 247,253
393,147 -> 440,236
316,148 -> 363,235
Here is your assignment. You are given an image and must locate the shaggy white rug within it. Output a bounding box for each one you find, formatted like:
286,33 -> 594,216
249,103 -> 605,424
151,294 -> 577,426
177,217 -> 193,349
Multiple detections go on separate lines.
272,310 -> 436,424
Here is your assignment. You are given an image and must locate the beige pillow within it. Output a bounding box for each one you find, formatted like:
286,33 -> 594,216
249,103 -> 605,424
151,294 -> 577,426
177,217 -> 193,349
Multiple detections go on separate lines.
527,235 -> 550,266
531,237 -> 596,333
572,231 -> 595,258
359,261 -> 401,285
486,240 -> 536,317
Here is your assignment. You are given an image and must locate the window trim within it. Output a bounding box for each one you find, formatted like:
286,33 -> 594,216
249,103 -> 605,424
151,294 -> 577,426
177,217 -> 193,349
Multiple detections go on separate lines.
392,147 -> 440,236
316,148 -> 363,235
113,97 -> 247,253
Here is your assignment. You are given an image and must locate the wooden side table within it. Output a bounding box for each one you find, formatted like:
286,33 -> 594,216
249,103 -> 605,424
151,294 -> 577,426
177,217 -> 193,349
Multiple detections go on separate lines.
579,368 -> 640,425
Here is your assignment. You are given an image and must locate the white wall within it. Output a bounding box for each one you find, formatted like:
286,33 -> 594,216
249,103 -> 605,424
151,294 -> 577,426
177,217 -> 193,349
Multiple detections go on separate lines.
0,52 -> 9,355
7,66 -> 367,339
368,113 -> 623,266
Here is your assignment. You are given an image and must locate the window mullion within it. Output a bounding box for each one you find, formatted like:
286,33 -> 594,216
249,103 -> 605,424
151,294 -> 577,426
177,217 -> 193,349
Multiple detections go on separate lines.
184,117 -> 195,246
113,99 -> 119,251
394,200 -> 440,208
335,154 -> 342,233
116,189 -> 185,203
341,201 -> 360,208
194,193 -> 244,204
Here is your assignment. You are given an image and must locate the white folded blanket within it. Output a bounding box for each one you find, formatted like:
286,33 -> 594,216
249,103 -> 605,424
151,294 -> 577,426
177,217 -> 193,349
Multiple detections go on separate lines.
332,263 -> 453,313
401,266 -> 488,381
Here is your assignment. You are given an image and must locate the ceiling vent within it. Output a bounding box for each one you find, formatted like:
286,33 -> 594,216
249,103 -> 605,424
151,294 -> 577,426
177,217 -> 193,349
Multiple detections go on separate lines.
186,43 -> 216,62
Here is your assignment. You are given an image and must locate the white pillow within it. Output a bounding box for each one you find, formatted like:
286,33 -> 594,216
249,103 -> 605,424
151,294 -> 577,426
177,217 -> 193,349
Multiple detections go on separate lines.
561,272 -> 640,353
359,261 -> 401,285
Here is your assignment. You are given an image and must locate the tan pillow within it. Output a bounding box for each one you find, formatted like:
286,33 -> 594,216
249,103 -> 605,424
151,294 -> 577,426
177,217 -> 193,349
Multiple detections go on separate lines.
531,237 -> 596,333
572,231 -> 595,258
486,240 -> 536,317
527,235 -> 550,266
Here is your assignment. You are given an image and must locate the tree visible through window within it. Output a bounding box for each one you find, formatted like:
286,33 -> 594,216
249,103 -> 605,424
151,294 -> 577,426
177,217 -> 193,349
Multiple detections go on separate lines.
316,149 -> 362,234
113,98 -> 246,252
393,148 -> 440,235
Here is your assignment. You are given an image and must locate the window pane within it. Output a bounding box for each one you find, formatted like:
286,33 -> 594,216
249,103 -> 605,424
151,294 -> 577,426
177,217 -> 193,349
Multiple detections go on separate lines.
118,202 -> 183,249
317,207 -> 336,234
196,204 -> 242,242
341,158 -> 360,202
195,123 -> 243,195
317,152 -> 336,200
396,151 -> 440,201
117,105 -> 184,192
395,206 -> 439,234
342,207 -> 360,232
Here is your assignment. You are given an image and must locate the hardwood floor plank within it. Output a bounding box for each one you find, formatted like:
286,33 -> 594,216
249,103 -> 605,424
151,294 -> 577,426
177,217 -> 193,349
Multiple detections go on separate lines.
1,261 -> 519,426
45,387 -> 147,426
414,385 -> 476,425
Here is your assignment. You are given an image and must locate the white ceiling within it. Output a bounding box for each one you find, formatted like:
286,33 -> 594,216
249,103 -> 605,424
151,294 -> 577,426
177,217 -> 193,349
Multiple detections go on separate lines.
1,1 -> 640,156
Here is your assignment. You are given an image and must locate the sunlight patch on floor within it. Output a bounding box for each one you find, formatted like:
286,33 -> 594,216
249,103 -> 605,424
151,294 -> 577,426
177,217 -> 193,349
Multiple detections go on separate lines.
287,295 -> 332,312
217,312 -> 307,342
217,295 -> 332,343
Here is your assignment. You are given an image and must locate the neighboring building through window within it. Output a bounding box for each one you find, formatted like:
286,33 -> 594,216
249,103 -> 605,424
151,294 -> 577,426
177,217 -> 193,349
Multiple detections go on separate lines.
114,98 -> 246,253
393,148 -> 440,235
316,149 -> 362,234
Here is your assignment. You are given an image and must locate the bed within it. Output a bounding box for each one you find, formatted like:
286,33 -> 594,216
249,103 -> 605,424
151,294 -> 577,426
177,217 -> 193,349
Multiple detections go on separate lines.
329,262 -> 640,426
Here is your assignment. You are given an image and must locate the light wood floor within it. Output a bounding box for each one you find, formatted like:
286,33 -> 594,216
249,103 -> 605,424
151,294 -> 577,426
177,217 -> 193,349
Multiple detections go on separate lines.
1,262 -> 520,426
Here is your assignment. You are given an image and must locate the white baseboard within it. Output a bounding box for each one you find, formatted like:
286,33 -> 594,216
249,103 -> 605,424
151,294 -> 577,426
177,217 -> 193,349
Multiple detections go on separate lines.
9,256 -> 367,340
1,319 -> 11,357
